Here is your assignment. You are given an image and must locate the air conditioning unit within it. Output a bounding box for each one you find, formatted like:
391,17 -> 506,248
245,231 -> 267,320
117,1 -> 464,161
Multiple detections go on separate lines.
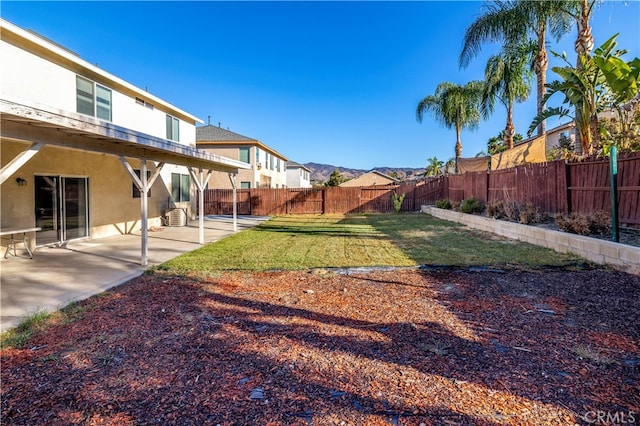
165,208 -> 187,227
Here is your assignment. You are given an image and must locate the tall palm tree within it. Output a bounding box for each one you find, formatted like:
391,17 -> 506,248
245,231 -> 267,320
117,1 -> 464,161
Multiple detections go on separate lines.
559,0 -> 597,67
424,156 -> 444,177
416,81 -> 484,173
459,0 -> 571,136
481,41 -> 534,149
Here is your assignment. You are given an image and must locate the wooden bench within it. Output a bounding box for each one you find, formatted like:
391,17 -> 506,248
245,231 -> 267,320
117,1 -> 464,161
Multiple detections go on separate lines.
0,227 -> 41,259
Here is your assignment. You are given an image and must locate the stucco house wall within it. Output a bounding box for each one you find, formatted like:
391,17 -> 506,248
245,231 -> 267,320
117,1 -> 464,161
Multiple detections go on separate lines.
286,162 -> 312,188
1,19 -> 203,250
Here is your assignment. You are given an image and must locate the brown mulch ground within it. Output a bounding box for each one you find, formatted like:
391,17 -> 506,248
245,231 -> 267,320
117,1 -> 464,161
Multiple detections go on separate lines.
1,267 -> 639,425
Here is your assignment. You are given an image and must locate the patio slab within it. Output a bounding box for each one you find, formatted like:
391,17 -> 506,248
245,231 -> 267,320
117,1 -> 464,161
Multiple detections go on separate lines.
0,215 -> 269,332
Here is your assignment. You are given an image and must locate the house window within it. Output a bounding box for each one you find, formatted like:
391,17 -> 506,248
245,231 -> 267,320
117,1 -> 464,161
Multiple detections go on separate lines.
255,147 -> 260,163
277,158 -> 281,172
240,181 -> 251,189
135,97 -> 154,110
171,173 -> 190,202
76,76 -> 112,121
270,155 -> 275,170
96,85 -> 112,120
132,170 -> 151,198
239,147 -> 250,164
166,115 -> 180,142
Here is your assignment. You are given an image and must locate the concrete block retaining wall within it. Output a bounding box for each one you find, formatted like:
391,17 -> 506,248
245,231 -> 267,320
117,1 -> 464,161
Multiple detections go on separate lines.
421,206 -> 640,275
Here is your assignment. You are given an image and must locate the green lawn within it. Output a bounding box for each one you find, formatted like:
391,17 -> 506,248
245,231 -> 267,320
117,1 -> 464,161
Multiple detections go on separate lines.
160,213 -> 581,274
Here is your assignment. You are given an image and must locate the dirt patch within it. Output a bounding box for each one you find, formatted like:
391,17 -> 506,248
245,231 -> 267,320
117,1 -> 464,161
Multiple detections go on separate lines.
2,268 -> 638,425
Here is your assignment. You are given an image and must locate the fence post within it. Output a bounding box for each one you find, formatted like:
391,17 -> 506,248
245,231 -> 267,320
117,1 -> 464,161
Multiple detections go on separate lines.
565,160 -> 572,215
485,171 -> 490,205
610,147 -> 619,242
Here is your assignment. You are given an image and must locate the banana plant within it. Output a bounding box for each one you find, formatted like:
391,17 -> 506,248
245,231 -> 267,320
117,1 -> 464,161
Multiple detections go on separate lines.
529,34 -> 639,155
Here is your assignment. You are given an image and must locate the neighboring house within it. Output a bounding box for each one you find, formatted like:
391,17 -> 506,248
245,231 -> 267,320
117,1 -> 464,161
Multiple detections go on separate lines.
196,125 -> 288,189
286,162 -> 312,188
0,19 -> 249,264
542,122 -> 577,153
339,170 -> 399,187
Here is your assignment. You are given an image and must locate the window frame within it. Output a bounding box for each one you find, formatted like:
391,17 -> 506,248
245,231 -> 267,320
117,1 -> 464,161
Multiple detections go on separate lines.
239,147 -> 250,164
166,115 -> 180,142
76,75 -> 112,121
171,173 -> 190,203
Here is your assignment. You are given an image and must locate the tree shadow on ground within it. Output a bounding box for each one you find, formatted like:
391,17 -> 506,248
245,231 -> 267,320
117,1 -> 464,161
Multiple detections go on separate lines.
4,268 -> 637,424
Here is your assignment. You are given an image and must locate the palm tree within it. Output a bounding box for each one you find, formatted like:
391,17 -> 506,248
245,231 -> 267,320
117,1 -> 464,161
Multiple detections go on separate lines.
559,0 -> 596,67
444,158 -> 456,175
416,81 -> 484,173
488,130 -> 523,154
424,156 -> 444,177
481,41 -> 534,149
459,0 -> 571,136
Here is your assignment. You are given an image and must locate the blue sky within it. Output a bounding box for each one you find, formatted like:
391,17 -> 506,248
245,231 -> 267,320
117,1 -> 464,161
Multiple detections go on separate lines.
2,1 -> 639,170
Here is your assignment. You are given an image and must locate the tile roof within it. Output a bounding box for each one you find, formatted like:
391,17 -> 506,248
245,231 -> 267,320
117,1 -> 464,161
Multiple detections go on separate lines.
196,125 -> 257,142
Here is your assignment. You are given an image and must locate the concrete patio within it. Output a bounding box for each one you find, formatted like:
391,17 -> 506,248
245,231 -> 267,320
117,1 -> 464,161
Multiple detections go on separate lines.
0,215 -> 270,332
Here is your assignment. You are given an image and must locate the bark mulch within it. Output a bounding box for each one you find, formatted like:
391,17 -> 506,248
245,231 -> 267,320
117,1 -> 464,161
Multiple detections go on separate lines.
1,267 -> 638,425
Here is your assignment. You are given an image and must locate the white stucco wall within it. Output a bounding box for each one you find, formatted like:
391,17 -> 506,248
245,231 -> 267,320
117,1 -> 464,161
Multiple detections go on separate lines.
0,40 -> 75,111
0,27 -> 197,146
286,167 -> 312,188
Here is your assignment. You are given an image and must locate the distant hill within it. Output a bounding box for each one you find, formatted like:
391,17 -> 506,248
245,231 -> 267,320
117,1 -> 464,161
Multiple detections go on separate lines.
304,162 -> 424,184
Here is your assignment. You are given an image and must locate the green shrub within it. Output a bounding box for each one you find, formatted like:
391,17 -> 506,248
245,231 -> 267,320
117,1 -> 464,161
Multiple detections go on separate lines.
392,192 -> 406,213
435,198 -> 452,209
459,197 -> 484,214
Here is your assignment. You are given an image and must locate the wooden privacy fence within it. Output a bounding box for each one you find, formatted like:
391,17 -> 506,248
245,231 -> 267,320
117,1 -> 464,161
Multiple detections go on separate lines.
201,179 -> 447,216
200,153 -> 640,227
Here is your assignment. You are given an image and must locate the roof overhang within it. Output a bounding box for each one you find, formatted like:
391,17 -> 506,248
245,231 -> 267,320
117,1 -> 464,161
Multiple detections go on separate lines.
1,99 -> 251,172
197,140 -> 289,162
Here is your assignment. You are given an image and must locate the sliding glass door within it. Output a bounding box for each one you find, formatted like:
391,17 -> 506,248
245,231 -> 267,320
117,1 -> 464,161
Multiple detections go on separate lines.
35,175 -> 89,245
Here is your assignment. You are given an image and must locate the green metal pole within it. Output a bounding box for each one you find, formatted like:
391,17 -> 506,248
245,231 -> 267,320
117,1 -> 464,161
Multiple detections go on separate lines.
610,146 -> 619,243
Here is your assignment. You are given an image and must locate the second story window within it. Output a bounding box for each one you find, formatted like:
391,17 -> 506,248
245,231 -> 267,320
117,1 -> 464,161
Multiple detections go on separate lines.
166,115 -> 180,142
76,76 -> 112,121
239,147 -> 250,164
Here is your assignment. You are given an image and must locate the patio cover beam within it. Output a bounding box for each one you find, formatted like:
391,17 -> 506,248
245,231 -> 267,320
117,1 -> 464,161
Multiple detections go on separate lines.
0,141 -> 44,185
120,157 -> 165,266
228,173 -> 238,232
187,167 -> 213,245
